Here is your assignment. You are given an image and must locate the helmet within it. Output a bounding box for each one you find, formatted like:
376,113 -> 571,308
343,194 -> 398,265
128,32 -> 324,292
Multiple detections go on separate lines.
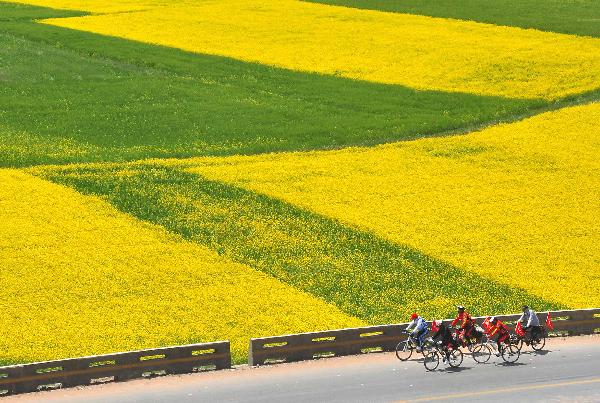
522,305 -> 529,311
457,305 -> 465,312
490,316 -> 497,323
410,313 -> 418,320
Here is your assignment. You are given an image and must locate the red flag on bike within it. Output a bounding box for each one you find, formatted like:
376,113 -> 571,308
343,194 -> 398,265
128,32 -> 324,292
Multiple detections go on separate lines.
546,312 -> 554,330
482,316 -> 491,331
431,320 -> 439,332
515,321 -> 525,337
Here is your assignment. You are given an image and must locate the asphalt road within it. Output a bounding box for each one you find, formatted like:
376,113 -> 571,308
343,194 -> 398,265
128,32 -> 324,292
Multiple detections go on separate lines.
9,336 -> 600,403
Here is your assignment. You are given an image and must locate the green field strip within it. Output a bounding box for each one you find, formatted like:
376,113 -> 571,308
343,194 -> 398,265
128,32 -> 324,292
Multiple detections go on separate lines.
34,163 -> 564,324
0,2 -> 86,20
0,2 -> 548,167
305,0 -> 600,38
0,168 -> 364,365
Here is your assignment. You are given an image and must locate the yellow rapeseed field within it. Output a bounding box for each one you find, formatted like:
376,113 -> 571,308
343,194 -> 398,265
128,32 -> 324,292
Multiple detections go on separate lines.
0,169 -> 362,363
10,0 -> 151,13
186,103 -> 600,309
14,0 -> 600,100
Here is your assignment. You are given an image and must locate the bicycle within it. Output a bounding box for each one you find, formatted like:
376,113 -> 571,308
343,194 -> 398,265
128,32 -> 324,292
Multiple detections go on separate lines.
395,331 -> 424,361
515,325 -> 546,351
488,334 -> 520,364
423,341 -> 463,371
453,325 -> 491,363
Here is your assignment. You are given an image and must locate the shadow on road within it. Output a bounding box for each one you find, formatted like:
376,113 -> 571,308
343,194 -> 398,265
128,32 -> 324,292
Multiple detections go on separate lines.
521,349 -> 550,356
443,366 -> 473,373
495,361 -> 527,367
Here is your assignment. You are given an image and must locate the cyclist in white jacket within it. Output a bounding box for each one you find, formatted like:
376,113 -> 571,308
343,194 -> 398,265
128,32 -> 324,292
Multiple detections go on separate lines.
406,313 -> 429,352
519,305 -> 540,339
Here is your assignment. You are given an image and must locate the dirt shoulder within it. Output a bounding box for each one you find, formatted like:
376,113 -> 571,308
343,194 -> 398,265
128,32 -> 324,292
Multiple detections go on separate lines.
545,333 -> 600,346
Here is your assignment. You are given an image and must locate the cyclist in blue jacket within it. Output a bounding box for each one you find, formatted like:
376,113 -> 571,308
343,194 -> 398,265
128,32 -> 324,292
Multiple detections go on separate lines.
406,313 -> 429,352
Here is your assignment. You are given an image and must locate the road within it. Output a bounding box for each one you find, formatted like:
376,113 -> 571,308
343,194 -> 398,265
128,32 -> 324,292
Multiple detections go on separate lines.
8,336 -> 600,402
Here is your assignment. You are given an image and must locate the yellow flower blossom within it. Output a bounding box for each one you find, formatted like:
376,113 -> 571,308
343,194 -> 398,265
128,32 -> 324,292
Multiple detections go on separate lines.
186,103 -> 600,309
13,0 -> 600,100
0,169 -> 362,363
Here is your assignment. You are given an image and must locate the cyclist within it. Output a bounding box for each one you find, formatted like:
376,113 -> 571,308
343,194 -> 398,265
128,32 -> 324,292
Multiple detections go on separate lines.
451,305 -> 476,344
406,313 -> 428,352
518,305 -> 541,341
487,316 -> 510,356
431,320 -> 457,363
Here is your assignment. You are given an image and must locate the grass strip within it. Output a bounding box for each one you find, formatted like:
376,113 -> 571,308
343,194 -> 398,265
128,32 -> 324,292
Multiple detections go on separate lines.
34,164 -> 563,324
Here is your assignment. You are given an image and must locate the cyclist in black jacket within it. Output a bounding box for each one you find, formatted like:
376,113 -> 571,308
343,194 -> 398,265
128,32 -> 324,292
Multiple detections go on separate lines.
431,320 -> 457,362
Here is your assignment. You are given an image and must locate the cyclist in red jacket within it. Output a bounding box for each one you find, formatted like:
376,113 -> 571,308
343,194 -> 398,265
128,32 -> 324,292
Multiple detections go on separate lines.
451,305 -> 475,344
487,316 -> 510,356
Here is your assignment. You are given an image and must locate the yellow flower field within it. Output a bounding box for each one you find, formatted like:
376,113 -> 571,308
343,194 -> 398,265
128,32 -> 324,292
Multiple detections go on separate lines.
13,0 -> 600,100
185,103 -> 600,309
0,169 -> 362,363
2,0 -> 598,367
11,0 -> 150,13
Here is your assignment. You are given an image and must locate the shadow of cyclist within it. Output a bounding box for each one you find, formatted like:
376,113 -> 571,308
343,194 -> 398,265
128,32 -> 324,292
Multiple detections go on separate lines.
520,349 -> 550,356
443,366 -> 473,373
495,361 -> 527,367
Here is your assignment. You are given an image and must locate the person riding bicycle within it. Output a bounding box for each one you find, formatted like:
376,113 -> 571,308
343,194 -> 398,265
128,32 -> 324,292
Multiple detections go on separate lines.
431,320 -> 457,362
487,316 -> 510,356
518,305 -> 541,341
406,313 -> 428,352
451,305 -> 476,344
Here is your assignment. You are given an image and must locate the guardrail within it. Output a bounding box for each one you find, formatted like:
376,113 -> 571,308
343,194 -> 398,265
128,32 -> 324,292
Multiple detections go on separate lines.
249,308 -> 600,366
0,341 -> 230,396
249,324 -> 406,366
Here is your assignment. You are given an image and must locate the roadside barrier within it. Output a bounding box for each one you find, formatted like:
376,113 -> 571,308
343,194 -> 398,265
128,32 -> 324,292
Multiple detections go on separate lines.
249,308 -> 600,366
0,341 -> 230,396
249,324 -> 405,366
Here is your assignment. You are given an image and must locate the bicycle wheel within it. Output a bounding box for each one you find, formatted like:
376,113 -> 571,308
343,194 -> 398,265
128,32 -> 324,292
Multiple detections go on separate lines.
395,340 -> 413,361
423,351 -> 439,371
448,348 -> 463,367
501,343 -> 520,363
531,334 -> 546,351
471,344 -> 491,363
